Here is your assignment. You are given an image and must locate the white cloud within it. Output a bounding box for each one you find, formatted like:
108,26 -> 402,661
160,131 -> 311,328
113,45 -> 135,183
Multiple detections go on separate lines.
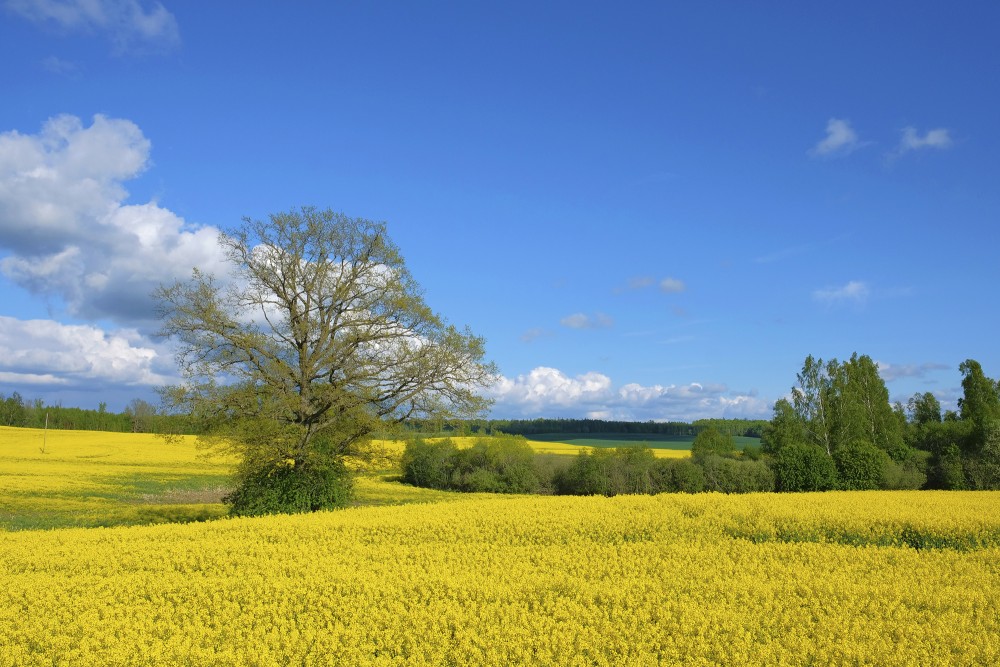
489,366 -> 770,421
0,114 -> 226,325
560,312 -> 613,329
897,126 -> 953,153
659,277 -> 685,293
0,315 -> 173,389
6,0 -> 180,52
812,280 -> 869,304
809,118 -> 862,158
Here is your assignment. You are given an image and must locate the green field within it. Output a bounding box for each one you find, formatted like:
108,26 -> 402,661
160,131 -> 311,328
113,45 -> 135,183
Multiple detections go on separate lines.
526,432 -> 762,450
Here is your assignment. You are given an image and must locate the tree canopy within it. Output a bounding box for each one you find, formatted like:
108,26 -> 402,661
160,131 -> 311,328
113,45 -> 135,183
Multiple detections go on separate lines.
155,207 -> 497,514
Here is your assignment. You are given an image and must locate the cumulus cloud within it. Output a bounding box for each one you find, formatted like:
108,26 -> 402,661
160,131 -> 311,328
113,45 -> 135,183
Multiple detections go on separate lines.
896,126 -> 953,154
489,366 -> 770,421
6,0 -> 180,52
560,312 -> 613,329
0,114 -> 226,325
809,118 -> 862,158
812,280 -> 869,304
0,315 -> 174,389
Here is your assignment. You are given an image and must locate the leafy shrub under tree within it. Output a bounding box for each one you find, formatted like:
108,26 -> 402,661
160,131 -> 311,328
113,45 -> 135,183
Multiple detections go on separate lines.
225,457 -> 353,517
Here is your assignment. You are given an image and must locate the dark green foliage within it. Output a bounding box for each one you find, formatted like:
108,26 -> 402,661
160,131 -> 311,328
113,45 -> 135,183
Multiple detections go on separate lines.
650,458 -> 706,493
834,440 -> 889,490
225,457 -> 353,517
700,455 -> 775,493
772,442 -> 839,492
553,447 -> 663,496
450,436 -> 541,493
400,436 -> 541,494
553,450 -> 614,496
400,438 -> 459,489
929,443 -> 966,490
691,426 -> 736,460
882,453 -> 928,490
761,399 -> 803,454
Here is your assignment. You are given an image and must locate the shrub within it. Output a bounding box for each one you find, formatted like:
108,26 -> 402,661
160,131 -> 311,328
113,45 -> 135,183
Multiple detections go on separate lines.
554,447 -> 658,496
882,451 -> 928,490
701,455 -> 775,493
834,440 -> 889,490
773,442 -> 839,492
650,458 -> 706,493
928,443 -> 966,490
401,435 -> 541,494
225,457 -> 353,517
450,435 -> 541,493
400,438 -> 459,490
554,450 -> 612,496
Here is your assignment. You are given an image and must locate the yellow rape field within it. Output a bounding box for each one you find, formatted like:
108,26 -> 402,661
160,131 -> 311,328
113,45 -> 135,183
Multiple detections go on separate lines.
0,426 -> 236,530
0,427 -> 621,530
3,426 -> 1000,665
2,491 -> 999,666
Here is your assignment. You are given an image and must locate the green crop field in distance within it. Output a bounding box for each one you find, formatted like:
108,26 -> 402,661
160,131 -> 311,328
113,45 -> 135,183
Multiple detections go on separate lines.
525,432 -> 761,450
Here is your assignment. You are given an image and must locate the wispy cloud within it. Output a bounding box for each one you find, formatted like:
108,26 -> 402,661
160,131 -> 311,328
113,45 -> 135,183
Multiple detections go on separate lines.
39,54 -> 79,75
520,327 -> 553,343
809,118 -> 863,158
895,126 -> 953,155
659,277 -> 685,293
628,276 -> 654,289
875,361 -> 950,383
616,275 -> 686,295
812,280 -> 869,304
6,0 -> 180,53
560,312 -> 614,330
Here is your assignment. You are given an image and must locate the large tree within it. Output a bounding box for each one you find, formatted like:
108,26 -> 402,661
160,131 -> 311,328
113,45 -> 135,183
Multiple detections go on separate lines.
156,207 -> 497,514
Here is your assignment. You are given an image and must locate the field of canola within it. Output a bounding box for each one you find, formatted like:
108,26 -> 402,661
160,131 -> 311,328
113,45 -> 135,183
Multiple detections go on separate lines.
2,427 -> 1000,665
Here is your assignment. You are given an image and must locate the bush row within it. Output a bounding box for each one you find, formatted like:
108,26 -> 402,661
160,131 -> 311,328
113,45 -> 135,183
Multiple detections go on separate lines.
400,432 -> 931,498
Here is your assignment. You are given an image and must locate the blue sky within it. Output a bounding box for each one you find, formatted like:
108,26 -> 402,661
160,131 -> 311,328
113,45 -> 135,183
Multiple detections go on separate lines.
0,1 -> 997,421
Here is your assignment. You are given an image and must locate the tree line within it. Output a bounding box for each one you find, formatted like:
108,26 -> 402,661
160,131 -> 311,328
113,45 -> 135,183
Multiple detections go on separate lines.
401,354 -> 1000,497
763,355 -> 999,491
0,393 -> 191,434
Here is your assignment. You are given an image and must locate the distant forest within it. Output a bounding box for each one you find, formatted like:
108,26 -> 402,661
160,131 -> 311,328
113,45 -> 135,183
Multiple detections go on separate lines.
0,391 -> 765,438
0,393 -> 187,434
